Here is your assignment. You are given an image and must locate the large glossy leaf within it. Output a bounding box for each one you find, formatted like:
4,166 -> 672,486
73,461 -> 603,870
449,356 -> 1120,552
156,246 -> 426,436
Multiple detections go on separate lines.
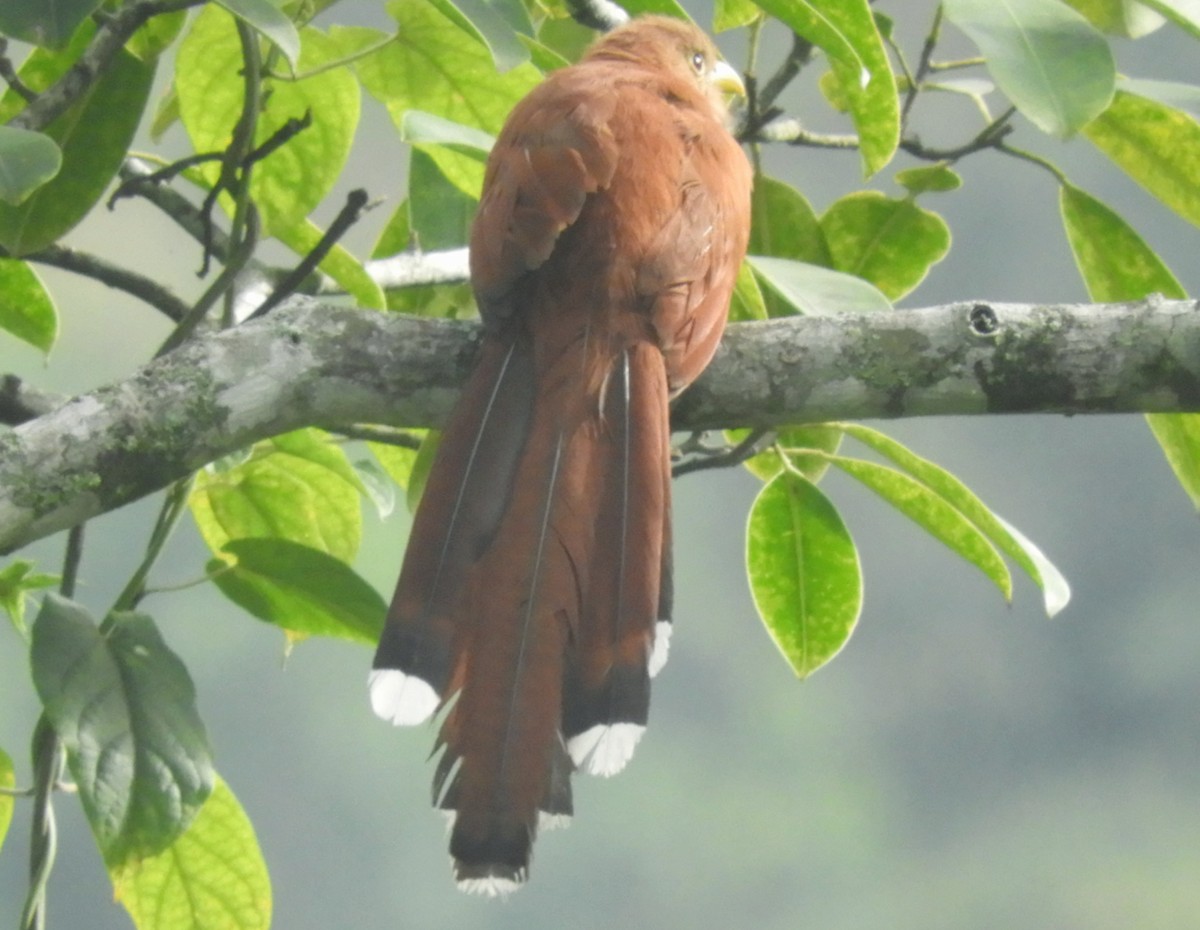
820,192 -> 950,300
0,39 -> 154,255
409,149 -> 477,250
339,0 -> 542,136
0,258 -> 56,353
0,0 -> 102,48
0,127 -> 61,205
840,423 -> 1070,616
1058,183 -> 1200,510
210,539 -> 386,644
748,255 -> 893,315
943,0 -> 1115,137
830,455 -> 1012,601
746,471 -> 862,678
1083,91 -> 1200,230
0,745 -> 12,856
176,9 -> 359,235
30,596 -> 214,866
111,777 -> 272,930
752,0 -> 899,175
216,0 -> 301,68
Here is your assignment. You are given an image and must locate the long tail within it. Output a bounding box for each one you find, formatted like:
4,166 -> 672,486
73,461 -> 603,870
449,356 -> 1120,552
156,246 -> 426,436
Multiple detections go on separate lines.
371,336 -> 672,894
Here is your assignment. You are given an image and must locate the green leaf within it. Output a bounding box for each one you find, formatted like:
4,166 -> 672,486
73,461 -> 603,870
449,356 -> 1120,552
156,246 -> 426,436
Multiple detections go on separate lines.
30,596 -> 215,865
190,428 -> 363,563
0,127 -> 62,205
0,0 -> 102,48
210,539 -> 386,644
741,425 -> 843,482
400,109 -> 496,151
820,191 -> 951,300
729,260 -> 768,322
1059,182 -> 1184,302
406,431 -> 442,513
352,456 -> 397,519
370,437 -> 421,492
619,0 -> 691,17
1146,415 -> 1200,509
830,454 -> 1012,601
750,174 -> 831,265
943,0 -> 1115,137
714,0 -> 761,31
435,0 -> 531,71
1084,91 -> 1200,229
1137,0 -> 1200,40
749,175 -> 832,318
748,255 -> 893,316
125,9 -> 189,61
895,164 -> 963,194
752,0 -> 899,176
111,776 -> 272,930
0,258 -> 57,353
409,149 -> 476,250
0,41 -> 154,255
1118,78 -> 1200,118
176,11 -> 359,236
0,746 -> 13,856
746,471 -> 862,678
839,423 -> 1071,616
215,0 -> 301,68
1057,183 -> 1200,513
341,0 -> 542,136
0,558 -> 58,638
1061,0 -> 1165,36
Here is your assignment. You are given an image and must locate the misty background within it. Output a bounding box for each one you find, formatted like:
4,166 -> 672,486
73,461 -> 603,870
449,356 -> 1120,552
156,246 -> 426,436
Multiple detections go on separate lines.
2,2 -> 1199,927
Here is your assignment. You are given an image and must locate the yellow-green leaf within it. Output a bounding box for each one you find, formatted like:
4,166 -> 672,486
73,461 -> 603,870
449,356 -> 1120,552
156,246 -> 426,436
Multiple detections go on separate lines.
820,191 -> 950,300
746,471 -> 862,678
112,777 -> 271,930
1083,91 -> 1200,229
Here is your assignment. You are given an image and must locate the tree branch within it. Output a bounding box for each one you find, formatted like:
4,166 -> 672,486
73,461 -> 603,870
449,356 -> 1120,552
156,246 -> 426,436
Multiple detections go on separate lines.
1,296 -> 1198,554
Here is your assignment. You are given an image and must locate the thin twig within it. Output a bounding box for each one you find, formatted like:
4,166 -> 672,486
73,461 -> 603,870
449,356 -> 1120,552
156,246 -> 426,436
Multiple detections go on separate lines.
335,424 -> 424,449
0,38 -> 37,102
673,429 -> 770,478
25,244 -> 190,322
901,4 -> 945,125
109,478 -> 194,616
156,207 -> 259,356
248,188 -> 372,320
899,106 -> 1017,163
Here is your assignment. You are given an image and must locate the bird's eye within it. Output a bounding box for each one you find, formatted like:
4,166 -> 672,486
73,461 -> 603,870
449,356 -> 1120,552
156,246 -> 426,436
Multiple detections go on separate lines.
691,50 -> 705,73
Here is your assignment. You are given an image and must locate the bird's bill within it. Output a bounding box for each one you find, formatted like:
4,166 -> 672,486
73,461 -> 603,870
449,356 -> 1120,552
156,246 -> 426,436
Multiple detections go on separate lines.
710,59 -> 746,97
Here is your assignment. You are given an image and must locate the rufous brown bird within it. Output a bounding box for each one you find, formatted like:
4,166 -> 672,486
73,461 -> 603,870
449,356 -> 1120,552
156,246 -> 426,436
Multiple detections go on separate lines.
370,15 -> 752,894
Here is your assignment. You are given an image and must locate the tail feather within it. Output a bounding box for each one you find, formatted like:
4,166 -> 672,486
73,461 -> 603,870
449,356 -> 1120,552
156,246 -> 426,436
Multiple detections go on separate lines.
564,344 -> 671,776
373,331 -> 673,891
371,337 -> 535,724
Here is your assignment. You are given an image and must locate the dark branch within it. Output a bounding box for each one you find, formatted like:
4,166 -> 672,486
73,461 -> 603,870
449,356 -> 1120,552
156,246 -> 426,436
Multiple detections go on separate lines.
24,244 -> 190,322
9,0 -> 206,133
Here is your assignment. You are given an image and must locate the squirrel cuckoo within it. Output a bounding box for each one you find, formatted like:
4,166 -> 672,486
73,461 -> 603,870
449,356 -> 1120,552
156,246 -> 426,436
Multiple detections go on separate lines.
370,16 -> 752,894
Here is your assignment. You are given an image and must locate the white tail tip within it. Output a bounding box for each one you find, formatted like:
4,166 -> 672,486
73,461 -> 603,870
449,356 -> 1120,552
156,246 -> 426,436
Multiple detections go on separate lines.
567,722 -> 645,776
368,668 -> 438,725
